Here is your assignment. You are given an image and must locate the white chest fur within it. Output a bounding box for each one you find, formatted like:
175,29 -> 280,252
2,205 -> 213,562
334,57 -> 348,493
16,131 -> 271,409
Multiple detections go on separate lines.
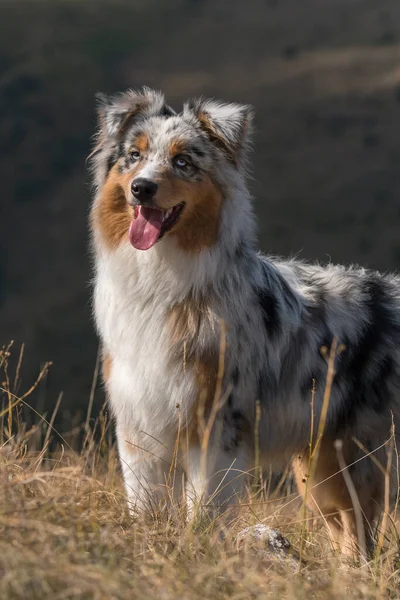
93,242 -> 198,438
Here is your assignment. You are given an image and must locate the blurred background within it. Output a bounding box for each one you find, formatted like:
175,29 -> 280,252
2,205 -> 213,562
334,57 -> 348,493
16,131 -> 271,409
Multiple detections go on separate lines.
2,0 -> 400,428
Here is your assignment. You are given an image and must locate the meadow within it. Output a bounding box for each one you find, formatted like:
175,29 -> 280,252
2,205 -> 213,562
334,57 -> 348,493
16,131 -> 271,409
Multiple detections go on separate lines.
1,343 -> 400,600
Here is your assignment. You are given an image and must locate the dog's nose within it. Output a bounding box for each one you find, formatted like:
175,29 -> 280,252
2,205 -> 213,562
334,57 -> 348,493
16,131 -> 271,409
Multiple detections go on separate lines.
131,178 -> 158,204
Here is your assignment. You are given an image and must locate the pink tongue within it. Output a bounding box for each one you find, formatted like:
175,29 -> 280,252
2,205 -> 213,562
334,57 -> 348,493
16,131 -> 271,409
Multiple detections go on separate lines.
129,206 -> 164,250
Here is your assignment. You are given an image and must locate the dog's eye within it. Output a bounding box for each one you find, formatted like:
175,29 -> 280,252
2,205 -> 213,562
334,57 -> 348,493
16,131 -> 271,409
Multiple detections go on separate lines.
174,155 -> 190,169
130,150 -> 140,161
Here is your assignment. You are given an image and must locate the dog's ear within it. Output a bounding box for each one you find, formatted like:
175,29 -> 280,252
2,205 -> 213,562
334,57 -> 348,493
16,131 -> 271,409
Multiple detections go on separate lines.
96,88 -> 175,139
184,98 -> 253,167
88,88 -> 174,182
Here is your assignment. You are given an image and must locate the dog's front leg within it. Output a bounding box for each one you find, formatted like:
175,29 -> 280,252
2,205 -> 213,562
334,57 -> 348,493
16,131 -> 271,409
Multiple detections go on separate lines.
184,428 -> 250,522
116,425 -> 184,515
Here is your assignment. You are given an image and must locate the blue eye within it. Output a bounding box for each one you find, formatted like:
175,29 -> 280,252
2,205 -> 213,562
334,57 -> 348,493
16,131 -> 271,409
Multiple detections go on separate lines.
175,156 -> 189,169
130,150 -> 140,161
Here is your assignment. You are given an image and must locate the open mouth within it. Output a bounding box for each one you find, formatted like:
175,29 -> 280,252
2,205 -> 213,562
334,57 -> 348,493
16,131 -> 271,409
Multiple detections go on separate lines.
129,203 -> 185,251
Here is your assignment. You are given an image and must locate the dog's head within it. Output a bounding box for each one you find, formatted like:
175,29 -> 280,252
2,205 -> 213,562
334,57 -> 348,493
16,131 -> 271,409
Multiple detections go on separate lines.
90,87 -> 252,253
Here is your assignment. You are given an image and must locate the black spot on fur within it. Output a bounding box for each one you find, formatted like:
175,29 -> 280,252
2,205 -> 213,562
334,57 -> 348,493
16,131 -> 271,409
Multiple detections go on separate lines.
334,275 -> 400,427
106,152 -> 118,175
161,104 -> 175,117
232,409 -> 244,423
168,121 -> 181,132
104,142 -> 125,176
257,288 -> 281,339
345,278 -> 394,375
191,146 -> 206,157
279,277 -> 302,315
283,294 -> 334,395
223,409 -> 249,452
305,285 -> 336,366
231,366 -> 240,387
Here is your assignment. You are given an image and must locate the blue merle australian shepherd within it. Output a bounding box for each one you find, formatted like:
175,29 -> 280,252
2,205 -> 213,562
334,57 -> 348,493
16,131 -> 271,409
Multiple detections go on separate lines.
89,87 -> 400,557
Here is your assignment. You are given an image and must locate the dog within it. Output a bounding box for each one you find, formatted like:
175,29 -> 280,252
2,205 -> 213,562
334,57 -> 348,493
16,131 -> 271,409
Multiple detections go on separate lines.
89,87 -> 400,557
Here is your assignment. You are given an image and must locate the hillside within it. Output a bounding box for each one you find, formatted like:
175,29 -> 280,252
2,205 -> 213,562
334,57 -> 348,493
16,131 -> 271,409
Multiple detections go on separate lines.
2,0 -> 400,421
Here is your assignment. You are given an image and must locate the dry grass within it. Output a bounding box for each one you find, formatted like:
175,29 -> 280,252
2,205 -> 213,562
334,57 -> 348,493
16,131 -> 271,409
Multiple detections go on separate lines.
1,345 -> 400,599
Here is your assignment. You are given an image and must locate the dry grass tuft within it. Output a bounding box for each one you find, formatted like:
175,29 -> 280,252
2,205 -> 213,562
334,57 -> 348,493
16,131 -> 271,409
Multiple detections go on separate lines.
1,345 -> 400,599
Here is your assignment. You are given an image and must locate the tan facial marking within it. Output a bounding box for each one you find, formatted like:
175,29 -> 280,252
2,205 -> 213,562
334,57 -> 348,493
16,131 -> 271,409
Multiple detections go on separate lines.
92,146 -> 223,253
168,139 -> 188,157
156,173 -> 223,252
133,133 -> 149,153
91,164 -> 133,250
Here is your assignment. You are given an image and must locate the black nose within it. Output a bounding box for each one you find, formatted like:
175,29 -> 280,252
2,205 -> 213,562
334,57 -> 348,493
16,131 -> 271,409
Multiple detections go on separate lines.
131,178 -> 158,204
